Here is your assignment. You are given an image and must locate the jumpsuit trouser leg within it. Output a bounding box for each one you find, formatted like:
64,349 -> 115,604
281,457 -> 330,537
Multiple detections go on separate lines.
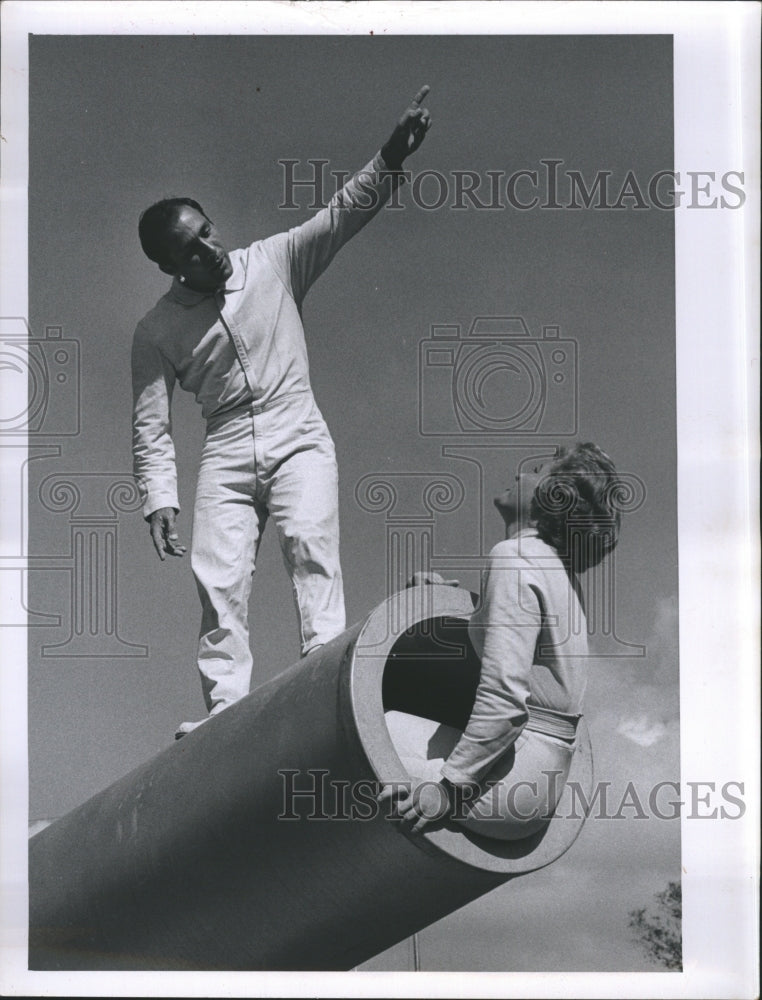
190,394 -> 346,715
191,410 -> 263,714
263,433 -> 345,656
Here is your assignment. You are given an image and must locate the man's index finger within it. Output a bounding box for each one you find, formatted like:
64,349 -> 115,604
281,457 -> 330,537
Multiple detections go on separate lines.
411,84 -> 430,107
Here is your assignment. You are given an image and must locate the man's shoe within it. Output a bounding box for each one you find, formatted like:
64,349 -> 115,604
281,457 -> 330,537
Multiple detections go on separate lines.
174,718 -> 210,740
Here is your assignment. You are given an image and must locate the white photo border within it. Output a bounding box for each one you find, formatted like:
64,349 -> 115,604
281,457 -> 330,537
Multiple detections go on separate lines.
1,2 -> 759,997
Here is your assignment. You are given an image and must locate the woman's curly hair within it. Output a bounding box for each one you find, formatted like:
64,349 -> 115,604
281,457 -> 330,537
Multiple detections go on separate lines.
530,442 -> 622,572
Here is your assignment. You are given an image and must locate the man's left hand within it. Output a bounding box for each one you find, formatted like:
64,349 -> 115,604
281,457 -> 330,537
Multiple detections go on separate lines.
381,84 -> 432,171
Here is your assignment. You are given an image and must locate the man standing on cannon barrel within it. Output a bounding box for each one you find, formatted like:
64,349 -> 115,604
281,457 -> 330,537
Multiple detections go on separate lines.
132,87 -> 432,738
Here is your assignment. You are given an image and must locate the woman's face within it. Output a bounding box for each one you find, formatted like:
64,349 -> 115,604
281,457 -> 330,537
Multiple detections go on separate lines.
494,462 -> 549,529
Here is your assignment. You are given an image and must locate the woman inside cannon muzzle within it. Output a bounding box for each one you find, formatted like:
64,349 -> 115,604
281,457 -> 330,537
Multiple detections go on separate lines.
378,442 -> 623,840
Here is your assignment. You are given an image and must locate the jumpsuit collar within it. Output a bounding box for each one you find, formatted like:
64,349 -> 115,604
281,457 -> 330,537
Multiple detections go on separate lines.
513,526 -> 540,541
168,251 -> 246,305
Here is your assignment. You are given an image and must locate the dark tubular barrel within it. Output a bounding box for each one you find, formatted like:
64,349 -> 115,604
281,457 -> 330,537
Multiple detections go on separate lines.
29,586 -> 593,970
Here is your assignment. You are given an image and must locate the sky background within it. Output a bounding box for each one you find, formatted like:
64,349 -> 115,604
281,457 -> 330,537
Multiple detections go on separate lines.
23,33 -> 679,972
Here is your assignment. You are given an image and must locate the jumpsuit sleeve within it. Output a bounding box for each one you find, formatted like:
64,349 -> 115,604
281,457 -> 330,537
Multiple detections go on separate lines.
282,152 -> 406,306
131,322 -> 180,520
440,546 -> 542,787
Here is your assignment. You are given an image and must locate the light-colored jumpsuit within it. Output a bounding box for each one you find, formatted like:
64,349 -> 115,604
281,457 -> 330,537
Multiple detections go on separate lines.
132,153 -> 402,714
387,529 -> 590,839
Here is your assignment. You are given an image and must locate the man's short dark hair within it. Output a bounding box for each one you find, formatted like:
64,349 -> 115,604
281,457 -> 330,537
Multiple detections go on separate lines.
138,197 -> 209,269
531,442 -> 623,572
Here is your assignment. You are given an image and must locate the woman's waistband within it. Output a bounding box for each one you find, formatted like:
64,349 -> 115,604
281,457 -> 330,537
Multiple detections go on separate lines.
525,703 -> 581,742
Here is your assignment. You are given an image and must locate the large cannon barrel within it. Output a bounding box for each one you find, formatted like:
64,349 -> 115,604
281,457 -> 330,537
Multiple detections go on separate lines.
29,586 -> 593,971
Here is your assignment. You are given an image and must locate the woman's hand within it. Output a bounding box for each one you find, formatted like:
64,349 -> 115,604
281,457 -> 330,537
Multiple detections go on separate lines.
406,570 -> 460,588
377,779 -> 451,834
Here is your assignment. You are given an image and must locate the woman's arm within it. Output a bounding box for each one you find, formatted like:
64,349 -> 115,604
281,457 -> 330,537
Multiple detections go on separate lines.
380,543 -> 543,833
442,545 -> 542,786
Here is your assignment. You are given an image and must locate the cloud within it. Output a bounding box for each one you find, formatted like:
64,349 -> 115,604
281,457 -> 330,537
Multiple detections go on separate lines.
588,593 -> 680,750
617,593 -> 679,744
617,715 -> 668,747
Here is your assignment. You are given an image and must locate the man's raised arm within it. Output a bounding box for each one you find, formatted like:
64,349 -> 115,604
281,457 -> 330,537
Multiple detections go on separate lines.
272,86 -> 432,305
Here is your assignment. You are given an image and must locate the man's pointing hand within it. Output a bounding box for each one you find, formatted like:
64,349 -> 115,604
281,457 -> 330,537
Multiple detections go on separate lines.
381,84 -> 432,171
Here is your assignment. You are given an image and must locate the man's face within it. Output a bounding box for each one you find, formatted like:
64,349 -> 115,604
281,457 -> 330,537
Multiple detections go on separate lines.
162,206 -> 234,292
